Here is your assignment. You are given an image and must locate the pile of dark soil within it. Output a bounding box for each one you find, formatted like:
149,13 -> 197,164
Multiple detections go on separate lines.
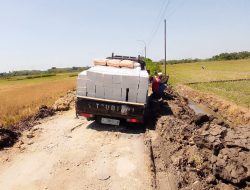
0,105 -> 55,150
151,87 -> 250,190
0,128 -> 19,149
12,105 -> 55,132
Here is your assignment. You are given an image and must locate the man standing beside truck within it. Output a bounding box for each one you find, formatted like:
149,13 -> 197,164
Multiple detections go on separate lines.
152,72 -> 166,99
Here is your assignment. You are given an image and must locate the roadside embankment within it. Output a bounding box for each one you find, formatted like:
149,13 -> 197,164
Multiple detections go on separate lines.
148,87 -> 250,190
0,91 -> 76,150
175,84 -> 250,126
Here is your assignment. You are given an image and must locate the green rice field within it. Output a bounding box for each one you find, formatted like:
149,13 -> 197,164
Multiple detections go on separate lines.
165,59 -> 250,108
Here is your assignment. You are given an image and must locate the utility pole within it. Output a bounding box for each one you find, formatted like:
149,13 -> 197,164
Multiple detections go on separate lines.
164,19 -> 167,76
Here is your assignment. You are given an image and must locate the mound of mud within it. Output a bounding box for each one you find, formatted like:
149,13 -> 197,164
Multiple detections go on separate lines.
12,105 -> 55,132
35,105 -> 55,119
52,91 -> 76,111
0,128 -> 19,149
0,104 -> 55,150
151,87 -> 250,190
11,91 -> 75,132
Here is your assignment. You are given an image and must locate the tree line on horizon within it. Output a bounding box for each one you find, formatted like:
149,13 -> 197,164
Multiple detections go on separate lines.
157,51 -> 250,65
0,66 -> 90,78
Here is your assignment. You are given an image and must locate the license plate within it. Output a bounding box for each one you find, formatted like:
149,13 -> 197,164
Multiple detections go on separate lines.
101,118 -> 120,126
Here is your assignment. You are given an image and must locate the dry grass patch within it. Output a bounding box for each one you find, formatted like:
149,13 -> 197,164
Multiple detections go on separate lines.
0,77 -> 76,128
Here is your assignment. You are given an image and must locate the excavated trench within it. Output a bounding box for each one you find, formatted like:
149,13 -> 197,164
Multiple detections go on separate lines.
148,87 -> 250,190
188,100 -> 214,115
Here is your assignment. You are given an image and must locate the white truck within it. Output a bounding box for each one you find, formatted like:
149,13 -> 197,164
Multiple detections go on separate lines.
75,54 -> 149,126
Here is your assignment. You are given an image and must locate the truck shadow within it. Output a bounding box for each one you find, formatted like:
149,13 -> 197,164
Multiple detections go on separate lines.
146,90 -> 175,121
145,99 -> 173,130
86,121 -> 146,134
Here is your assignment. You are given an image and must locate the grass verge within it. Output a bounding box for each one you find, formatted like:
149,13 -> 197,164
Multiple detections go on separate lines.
163,59 -> 250,109
189,80 -> 250,109
165,59 -> 250,85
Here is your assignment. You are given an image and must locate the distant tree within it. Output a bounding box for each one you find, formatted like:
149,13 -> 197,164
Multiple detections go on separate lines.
211,51 -> 250,61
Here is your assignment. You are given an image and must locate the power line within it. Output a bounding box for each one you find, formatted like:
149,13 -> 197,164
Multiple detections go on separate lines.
150,0 -> 168,32
165,0 -> 185,22
148,0 -> 170,46
147,0 -> 171,46
147,0 -> 186,47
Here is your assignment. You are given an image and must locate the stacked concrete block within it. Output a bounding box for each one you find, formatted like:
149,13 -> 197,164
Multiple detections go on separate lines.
104,88 -> 113,100
95,85 -> 104,98
87,80 -> 95,93
78,70 -> 87,79
77,87 -> 87,96
112,73 -> 122,84
113,88 -> 122,101
136,88 -> 148,103
95,72 -> 104,86
121,68 -> 140,102
139,70 -> 149,89
86,69 -> 96,80
136,70 -> 149,103
121,74 -> 139,89
103,74 -> 113,87
76,62 -> 149,104
77,71 -> 87,96
77,78 -> 87,86
128,89 -> 138,102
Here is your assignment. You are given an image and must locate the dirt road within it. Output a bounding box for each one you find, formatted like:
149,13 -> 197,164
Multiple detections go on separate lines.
1,88 -> 249,190
0,110 -> 151,190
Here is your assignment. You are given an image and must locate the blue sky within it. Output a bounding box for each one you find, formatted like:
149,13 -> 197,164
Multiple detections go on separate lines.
0,0 -> 250,72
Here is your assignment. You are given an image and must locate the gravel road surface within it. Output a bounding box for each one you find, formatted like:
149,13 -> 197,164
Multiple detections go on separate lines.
0,110 -> 151,190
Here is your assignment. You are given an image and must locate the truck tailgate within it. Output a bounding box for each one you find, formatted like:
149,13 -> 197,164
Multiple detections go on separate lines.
76,96 -> 146,120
